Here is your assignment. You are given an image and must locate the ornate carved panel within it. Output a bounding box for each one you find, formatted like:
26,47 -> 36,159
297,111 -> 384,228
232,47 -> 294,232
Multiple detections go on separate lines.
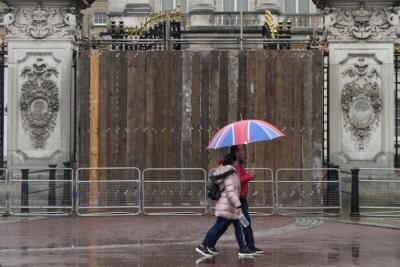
5,4 -> 81,40
324,5 -> 399,40
341,57 -> 382,150
20,58 -> 60,149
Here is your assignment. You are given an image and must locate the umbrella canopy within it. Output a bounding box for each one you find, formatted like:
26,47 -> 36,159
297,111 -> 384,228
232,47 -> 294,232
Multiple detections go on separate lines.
207,120 -> 285,149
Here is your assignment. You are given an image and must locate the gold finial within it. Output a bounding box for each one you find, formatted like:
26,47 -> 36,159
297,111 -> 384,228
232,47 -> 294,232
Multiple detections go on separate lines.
264,10 -> 272,22
264,9 -> 277,39
173,3 -> 182,22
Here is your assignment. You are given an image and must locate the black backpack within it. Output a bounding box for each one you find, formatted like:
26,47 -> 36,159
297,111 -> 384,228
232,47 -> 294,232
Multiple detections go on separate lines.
207,169 -> 236,201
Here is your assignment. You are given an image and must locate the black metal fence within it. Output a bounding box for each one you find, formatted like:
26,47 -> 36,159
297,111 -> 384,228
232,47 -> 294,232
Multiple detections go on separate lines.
395,53 -> 400,167
0,45 -> 5,171
323,52 -> 330,165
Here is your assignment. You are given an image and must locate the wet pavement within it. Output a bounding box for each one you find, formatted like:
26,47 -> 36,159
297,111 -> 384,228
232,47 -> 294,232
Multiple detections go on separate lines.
0,215 -> 399,266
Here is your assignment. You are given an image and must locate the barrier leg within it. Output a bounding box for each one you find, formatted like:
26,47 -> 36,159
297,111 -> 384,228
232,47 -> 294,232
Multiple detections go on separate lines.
21,169 -> 29,213
62,162 -> 72,210
48,164 -> 57,212
325,165 -> 339,213
350,168 -> 360,217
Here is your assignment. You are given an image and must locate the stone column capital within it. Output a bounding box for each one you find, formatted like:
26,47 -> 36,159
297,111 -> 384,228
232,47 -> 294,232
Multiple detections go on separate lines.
4,2 -> 87,41
324,6 -> 400,41
2,0 -> 93,9
256,0 -> 281,14
190,0 -> 216,13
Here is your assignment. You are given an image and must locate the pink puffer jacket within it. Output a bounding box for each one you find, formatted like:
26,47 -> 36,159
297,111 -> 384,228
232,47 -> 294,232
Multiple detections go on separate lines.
214,165 -> 242,220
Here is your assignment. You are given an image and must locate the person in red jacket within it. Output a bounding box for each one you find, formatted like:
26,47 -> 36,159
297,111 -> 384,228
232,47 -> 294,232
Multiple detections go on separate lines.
230,145 -> 264,254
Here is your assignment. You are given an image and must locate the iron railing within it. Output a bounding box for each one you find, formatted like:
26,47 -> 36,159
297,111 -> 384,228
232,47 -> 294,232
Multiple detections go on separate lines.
395,53 -> 400,167
323,52 -> 330,164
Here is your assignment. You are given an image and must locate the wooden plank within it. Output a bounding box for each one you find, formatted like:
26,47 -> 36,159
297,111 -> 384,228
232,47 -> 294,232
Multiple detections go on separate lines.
255,50 -> 266,170
135,52 -> 147,170
200,51 -> 211,170
107,52 -> 118,170
218,51 -> 229,158
127,52 -> 138,169
227,50 -> 239,123
89,49 -> 99,205
246,51 -> 257,168
164,51 -> 173,169
291,51 -> 305,169
98,51 -> 110,179
76,50 -> 90,168
209,50 -> 221,169
181,52 -> 193,169
154,51 -> 165,168
282,51 -> 293,170
173,51 -> 183,168
312,50 -> 324,168
191,52 -> 201,168
118,51 -> 128,169
264,51 -> 276,170
237,51 -> 247,121
302,51 -> 314,168
273,51 -> 286,171
144,52 -> 155,169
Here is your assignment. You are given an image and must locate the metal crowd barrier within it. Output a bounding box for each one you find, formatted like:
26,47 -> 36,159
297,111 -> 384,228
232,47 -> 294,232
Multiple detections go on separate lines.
142,168 -> 207,215
0,168 -> 7,215
276,168 -> 341,216
9,167 -> 74,216
358,168 -> 400,217
246,168 -> 275,216
76,167 -> 141,216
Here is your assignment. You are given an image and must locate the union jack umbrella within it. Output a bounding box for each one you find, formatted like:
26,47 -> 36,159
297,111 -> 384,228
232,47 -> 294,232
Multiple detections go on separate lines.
207,120 -> 285,149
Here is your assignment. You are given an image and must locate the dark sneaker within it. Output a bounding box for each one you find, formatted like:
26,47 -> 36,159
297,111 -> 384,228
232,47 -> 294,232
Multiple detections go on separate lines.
196,245 -> 213,257
207,247 -> 219,255
250,247 -> 264,254
238,248 -> 256,256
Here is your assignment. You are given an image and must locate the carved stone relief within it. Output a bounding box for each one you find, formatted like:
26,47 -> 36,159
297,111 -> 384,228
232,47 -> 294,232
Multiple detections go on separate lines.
324,5 -> 400,40
341,57 -> 382,150
5,4 -> 81,40
20,58 -> 60,149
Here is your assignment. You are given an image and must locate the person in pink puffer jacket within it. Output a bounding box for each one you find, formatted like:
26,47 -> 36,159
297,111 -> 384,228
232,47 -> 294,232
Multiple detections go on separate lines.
214,164 -> 242,220
196,153 -> 255,257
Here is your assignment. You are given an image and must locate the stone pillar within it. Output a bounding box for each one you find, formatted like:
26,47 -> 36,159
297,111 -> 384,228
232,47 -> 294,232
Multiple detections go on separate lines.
109,0 -> 151,28
189,0 -> 215,27
190,0 -> 215,12
4,0 -> 93,167
325,5 -> 399,168
109,0 -> 152,15
256,0 -> 282,14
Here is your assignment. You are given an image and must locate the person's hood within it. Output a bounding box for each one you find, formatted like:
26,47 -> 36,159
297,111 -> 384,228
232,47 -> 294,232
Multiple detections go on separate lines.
213,164 -> 236,176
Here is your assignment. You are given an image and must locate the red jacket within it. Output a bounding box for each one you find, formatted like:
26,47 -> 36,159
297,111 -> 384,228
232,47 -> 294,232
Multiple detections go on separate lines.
235,163 -> 253,198
218,159 -> 253,198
